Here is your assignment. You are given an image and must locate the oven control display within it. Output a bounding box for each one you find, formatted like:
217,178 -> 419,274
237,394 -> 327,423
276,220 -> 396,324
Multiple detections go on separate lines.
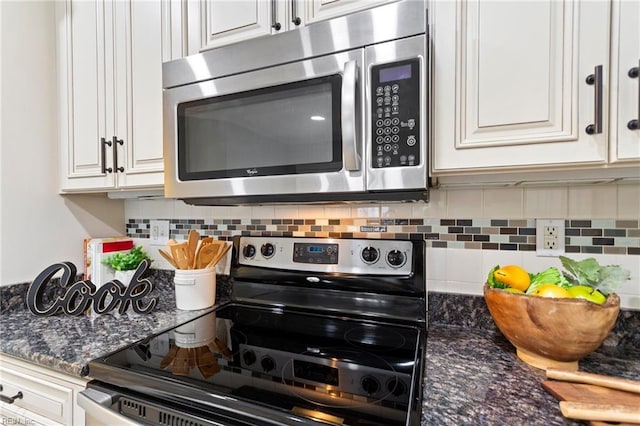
293,360 -> 339,386
293,243 -> 338,264
371,58 -> 420,169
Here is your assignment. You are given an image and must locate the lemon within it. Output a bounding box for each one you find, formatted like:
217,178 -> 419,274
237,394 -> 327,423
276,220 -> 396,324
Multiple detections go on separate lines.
493,265 -> 531,292
532,284 -> 571,298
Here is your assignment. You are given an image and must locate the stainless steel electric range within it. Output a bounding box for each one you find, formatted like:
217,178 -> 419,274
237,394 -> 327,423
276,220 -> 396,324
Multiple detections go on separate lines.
79,236 -> 426,426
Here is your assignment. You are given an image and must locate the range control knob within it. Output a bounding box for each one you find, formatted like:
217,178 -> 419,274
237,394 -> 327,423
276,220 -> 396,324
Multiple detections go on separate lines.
361,246 -> 379,264
361,376 -> 380,395
261,243 -> 275,258
243,244 -> 256,259
242,350 -> 256,366
387,377 -> 407,396
387,250 -> 406,267
261,356 -> 276,373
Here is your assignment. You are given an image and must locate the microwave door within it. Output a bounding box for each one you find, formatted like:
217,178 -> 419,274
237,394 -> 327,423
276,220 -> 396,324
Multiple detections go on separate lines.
163,50 -> 366,201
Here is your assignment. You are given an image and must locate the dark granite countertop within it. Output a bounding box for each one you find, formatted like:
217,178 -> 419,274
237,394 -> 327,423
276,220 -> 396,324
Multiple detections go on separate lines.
0,270 -> 231,376
1,276 -> 638,425
424,292 -> 640,425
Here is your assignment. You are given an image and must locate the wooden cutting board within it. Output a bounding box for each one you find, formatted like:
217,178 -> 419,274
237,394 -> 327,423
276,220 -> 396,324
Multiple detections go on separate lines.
542,380 -> 640,425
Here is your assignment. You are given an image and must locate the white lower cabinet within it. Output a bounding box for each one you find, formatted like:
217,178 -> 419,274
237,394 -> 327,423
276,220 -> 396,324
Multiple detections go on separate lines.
431,0 -> 610,174
0,354 -> 89,426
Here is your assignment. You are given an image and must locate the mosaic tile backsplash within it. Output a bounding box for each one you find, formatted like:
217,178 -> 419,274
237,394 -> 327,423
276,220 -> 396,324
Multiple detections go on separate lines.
127,218 -> 640,255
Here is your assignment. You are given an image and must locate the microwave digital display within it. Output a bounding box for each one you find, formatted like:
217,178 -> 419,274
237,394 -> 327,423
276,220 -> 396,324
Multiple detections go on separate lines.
379,64 -> 412,83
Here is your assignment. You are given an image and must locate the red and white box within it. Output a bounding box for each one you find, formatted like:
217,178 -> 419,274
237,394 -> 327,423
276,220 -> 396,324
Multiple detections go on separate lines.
83,237 -> 134,286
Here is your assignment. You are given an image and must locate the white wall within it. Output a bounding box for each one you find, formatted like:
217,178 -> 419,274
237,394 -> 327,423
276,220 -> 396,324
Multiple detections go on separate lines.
0,1 -> 124,286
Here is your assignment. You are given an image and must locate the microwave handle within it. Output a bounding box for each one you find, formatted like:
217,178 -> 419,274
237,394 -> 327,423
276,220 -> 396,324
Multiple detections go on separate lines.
341,60 -> 361,171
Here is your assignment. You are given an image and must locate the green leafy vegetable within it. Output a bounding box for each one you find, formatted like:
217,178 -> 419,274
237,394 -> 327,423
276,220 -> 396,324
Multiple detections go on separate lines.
559,256 -> 630,296
525,267 -> 571,295
487,265 -> 508,289
102,246 -> 152,271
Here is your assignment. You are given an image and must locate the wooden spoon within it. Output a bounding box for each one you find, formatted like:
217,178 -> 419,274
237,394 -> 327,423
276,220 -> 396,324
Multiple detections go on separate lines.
195,346 -> 220,378
160,345 -> 178,369
187,230 -> 200,268
169,241 -> 190,269
196,244 -> 219,269
205,243 -> 231,269
158,248 -> 178,269
172,347 -> 191,375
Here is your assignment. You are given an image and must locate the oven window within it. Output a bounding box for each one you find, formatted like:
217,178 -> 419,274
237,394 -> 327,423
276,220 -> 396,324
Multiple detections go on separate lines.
177,75 -> 343,180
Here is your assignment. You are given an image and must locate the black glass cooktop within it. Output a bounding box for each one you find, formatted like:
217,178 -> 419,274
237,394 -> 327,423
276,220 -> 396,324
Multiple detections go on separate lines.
90,302 -> 425,426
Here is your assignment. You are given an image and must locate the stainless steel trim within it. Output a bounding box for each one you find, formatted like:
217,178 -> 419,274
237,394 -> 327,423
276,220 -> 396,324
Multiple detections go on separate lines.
78,389 -> 142,426
237,236 -> 414,275
341,60 -> 361,171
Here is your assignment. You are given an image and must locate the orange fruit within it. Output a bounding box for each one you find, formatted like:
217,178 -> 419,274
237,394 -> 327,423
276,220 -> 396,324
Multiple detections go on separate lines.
532,284 -> 571,298
493,265 -> 531,291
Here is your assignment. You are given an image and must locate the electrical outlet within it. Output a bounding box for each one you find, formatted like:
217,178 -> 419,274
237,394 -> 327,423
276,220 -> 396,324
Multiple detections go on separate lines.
149,220 -> 170,245
536,219 -> 565,257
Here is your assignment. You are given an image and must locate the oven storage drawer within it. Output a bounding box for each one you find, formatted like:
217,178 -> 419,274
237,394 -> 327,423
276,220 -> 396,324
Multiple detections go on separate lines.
0,355 -> 88,425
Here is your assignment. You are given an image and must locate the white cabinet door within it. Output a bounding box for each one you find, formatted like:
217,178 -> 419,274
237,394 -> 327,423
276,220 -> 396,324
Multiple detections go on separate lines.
58,0 -> 115,191
58,0 -> 164,192
0,355 -> 89,426
186,0 -> 397,53
188,0 -> 283,53
114,0 -> 165,189
610,0 -> 640,162
305,0 -> 397,24
431,0 -> 610,173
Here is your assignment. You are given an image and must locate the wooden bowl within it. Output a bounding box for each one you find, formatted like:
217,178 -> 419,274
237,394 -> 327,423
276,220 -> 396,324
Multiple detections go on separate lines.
483,283 -> 620,371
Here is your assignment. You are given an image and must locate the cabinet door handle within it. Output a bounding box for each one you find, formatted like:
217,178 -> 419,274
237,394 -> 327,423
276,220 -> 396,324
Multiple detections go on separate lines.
291,0 -> 301,26
271,0 -> 281,30
0,385 -> 23,405
101,137 -> 113,173
585,65 -> 603,135
628,61 -> 639,131
112,136 -> 124,172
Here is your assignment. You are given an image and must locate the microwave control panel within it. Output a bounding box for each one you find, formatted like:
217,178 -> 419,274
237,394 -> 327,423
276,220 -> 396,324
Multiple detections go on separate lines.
370,58 -> 420,169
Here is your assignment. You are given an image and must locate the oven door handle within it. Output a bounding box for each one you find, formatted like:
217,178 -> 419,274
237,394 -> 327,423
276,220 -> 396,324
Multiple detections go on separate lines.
78,388 -> 142,425
341,59 -> 361,172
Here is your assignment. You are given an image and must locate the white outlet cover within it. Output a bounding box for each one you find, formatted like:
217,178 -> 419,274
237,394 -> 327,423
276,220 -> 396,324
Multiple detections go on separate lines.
536,219 -> 565,257
150,220 -> 170,245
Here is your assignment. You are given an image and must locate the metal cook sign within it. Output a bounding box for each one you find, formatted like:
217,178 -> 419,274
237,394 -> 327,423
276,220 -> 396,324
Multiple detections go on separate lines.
27,259 -> 157,316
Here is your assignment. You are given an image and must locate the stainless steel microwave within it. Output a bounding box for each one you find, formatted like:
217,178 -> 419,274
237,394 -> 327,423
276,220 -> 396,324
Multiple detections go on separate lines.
163,0 -> 428,205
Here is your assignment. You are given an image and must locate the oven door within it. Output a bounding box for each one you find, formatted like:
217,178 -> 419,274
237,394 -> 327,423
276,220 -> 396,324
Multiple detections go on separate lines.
163,49 -> 365,201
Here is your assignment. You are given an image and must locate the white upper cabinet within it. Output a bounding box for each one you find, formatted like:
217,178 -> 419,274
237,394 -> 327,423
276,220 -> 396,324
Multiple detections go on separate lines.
431,0 -> 611,173
305,0 -> 397,24
610,0 -> 640,163
187,0 -> 283,53
186,0 -> 397,54
58,0 -> 164,192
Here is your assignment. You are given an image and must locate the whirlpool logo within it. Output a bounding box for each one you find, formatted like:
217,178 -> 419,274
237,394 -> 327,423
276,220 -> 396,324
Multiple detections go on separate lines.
246,168 -> 259,176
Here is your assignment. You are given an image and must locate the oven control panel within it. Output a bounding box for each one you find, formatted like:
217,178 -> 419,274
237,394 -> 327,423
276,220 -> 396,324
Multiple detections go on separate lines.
238,236 -> 413,275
